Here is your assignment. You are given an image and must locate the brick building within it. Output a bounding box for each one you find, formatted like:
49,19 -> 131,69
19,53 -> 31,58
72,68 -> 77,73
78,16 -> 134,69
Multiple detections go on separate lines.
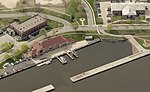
9,15 -> 47,40
28,36 -> 75,58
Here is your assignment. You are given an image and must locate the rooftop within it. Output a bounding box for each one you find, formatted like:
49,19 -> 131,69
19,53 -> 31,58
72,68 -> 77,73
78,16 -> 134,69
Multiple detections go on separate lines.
111,3 -> 145,11
10,15 -> 46,33
29,36 -> 75,57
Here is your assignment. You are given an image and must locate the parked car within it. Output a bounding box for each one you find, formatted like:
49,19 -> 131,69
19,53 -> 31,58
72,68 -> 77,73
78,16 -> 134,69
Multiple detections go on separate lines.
0,74 -> 4,78
3,63 -> 10,69
10,63 -> 15,66
4,72 -> 9,76
96,3 -> 100,9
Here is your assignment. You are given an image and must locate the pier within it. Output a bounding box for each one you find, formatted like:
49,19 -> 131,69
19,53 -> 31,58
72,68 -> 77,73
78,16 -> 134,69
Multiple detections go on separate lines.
65,50 -> 74,60
72,50 -> 79,58
70,50 -> 150,82
32,84 -> 55,92
65,49 -> 79,59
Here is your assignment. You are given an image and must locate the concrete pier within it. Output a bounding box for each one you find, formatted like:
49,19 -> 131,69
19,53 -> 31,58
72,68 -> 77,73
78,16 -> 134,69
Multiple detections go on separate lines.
65,50 -> 74,60
70,51 -> 150,82
72,50 -> 79,58
32,84 -> 55,92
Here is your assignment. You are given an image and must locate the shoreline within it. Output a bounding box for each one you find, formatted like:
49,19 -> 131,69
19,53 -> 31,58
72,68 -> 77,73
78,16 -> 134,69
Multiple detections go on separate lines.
0,38 -> 130,80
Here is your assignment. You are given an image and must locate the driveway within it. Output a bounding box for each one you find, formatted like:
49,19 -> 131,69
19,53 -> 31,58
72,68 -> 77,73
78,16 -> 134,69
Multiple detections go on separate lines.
82,0 -> 96,26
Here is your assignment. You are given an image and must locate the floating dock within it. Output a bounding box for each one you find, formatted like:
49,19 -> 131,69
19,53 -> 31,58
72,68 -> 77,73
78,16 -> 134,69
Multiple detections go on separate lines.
32,84 -> 55,92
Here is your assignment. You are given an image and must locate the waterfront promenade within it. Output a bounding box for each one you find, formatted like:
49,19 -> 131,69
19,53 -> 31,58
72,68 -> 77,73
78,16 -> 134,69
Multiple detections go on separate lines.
70,50 -> 150,82
33,39 -> 100,64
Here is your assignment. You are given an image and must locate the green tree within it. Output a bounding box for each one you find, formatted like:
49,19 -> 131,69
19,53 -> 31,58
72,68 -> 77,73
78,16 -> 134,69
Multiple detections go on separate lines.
40,28 -> 47,38
106,23 -> 112,32
3,54 -> 11,60
14,49 -> 22,56
0,42 -> 14,52
20,44 -> 29,53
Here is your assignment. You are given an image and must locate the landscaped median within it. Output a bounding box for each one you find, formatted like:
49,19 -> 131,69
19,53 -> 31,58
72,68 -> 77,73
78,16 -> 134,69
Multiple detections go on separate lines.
66,0 -> 88,25
106,29 -> 150,35
58,30 -> 125,42
135,38 -> 150,50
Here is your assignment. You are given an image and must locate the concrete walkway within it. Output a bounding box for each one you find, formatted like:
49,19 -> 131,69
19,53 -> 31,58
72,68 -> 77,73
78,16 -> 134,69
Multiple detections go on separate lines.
70,50 -> 150,82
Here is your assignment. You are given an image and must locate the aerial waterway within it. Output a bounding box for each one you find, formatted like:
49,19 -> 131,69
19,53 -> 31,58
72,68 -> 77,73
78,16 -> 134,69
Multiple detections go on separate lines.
0,41 -> 137,92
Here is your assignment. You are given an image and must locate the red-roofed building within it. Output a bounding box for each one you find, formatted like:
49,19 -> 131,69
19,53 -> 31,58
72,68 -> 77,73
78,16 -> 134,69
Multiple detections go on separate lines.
28,36 -> 75,58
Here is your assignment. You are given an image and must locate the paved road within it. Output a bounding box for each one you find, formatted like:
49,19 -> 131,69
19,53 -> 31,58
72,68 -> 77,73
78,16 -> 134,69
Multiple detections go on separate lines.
112,24 -> 150,30
82,0 -> 96,27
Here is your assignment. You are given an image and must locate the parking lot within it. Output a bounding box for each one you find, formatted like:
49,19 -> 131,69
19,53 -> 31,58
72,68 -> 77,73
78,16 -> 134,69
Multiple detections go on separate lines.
100,1 -> 111,25
0,58 -> 35,78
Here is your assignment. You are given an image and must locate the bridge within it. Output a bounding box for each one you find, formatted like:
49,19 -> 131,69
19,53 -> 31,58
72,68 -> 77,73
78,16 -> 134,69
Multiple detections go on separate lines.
70,50 -> 150,82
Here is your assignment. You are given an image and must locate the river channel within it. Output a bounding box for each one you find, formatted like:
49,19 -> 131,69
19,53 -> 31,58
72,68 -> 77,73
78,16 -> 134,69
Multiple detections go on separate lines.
0,41 -> 149,92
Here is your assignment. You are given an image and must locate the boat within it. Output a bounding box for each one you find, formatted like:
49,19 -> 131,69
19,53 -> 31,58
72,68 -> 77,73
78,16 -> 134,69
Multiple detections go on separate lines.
60,56 -> 67,64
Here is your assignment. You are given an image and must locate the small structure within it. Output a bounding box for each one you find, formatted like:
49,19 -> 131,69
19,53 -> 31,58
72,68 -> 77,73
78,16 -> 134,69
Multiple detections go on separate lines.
85,36 -> 93,40
28,36 -> 75,58
9,15 -> 47,40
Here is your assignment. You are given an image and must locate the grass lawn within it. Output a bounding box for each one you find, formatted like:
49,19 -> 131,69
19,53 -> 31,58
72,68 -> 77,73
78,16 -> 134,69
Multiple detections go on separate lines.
111,16 -> 122,22
0,16 -> 30,28
146,18 -> 150,22
108,29 -> 150,35
66,0 -> 88,25
47,19 -> 64,29
141,37 -> 150,40
135,38 -> 150,49
61,30 -> 123,41
63,34 -> 85,41
113,20 -> 148,24
0,8 -> 71,23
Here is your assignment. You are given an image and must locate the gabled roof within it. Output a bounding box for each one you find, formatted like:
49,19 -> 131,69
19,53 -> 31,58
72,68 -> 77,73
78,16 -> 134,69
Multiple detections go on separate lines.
122,5 -> 137,15
10,15 -> 46,33
111,3 -> 145,11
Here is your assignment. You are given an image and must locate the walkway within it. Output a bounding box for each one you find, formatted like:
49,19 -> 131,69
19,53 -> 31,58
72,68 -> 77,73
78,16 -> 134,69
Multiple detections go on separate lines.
70,50 -> 150,82
82,0 -> 96,26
